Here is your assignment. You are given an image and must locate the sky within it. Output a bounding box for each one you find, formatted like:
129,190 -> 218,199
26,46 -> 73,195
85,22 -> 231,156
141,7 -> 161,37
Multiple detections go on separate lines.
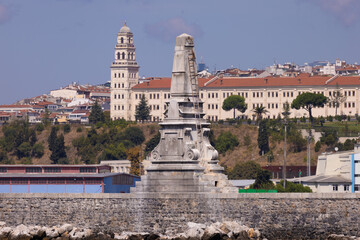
0,0 -> 360,104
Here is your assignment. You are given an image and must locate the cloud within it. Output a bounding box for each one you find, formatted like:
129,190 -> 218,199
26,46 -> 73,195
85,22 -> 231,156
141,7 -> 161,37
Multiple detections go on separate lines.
0,4 -> 11,25
311,0 -> 360,26
145,17 -> 203,42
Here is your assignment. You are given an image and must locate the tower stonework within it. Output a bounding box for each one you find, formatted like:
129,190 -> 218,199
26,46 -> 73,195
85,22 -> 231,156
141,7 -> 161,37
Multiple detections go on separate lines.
110,22 -> 139,121
132,34 -> 236,193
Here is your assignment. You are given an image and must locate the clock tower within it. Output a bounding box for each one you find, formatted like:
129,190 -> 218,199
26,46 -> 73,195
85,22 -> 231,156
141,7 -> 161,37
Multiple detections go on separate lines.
110,21 -> 140,120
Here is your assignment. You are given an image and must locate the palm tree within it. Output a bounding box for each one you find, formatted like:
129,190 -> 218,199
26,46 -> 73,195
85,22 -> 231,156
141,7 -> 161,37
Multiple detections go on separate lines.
253,106 -> 268,121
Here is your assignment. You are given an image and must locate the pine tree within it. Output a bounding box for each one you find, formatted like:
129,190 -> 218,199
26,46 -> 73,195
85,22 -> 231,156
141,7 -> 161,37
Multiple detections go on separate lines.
89,101 -> 105,124
135,95 -> 150,122
257,120 -> 269,155
48,127 -> 57,152
50,134 -> 67,164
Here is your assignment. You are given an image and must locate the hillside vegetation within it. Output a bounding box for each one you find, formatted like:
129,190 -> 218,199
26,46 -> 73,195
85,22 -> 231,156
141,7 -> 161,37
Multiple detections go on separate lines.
1,115 -> 359,175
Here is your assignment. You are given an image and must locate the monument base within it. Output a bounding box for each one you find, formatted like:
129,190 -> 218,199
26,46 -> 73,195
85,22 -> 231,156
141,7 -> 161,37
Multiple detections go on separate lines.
131,160 -> 237,193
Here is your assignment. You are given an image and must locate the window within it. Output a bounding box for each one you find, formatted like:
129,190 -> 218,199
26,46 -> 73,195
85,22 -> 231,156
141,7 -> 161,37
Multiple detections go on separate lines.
276,92 -> 278,97
122,94 -> 124,99
201,93 -> 203,98
85,178 -> 102,185
150,94 -> 152,99
283,92 -> 285,97
114,94 -> 117,99
253,92 -> 255,98
353,91 -> 355,96
157,94 -> 159,99
117,52 -> 120,59
12,178 -> 28,185
44,167 -> 61,173
80,167 -> 96,173
268,92 -> 270,97
353,102 -> 355,108
216,93 -> 218,98
120,37 -> 124,44
122,105 -> 124,110
291,92 -> 293,97
122,73 -> 124,78
344,185 -> 350,191
118,94 -> 120,99
122,52 -> 125,59
30,178 -> 46,184
208,104 -> 210,109
164,94 -> 167,99
0,168 -> 7,173
135,94 -> 138,99
26,167 -> 42,173
333,184 -> 338,191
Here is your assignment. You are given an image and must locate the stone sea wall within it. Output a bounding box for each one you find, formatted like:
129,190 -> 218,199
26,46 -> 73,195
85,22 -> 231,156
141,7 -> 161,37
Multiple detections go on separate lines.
0,193 -> 359,239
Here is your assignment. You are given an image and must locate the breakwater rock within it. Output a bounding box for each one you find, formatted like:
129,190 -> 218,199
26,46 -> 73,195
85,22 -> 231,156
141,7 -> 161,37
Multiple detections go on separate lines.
0,221 -> 262,240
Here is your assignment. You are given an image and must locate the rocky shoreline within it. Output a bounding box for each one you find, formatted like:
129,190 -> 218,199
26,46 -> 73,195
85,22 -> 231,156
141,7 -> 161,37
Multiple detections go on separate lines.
0,221 -> 358,240
0,221 -> 261,240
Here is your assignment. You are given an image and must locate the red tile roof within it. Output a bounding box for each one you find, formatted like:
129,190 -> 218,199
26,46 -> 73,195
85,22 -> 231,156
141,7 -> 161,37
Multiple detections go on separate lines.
0,105 -> 32,108
132,78 -> 209,89
131,75 -> 360,89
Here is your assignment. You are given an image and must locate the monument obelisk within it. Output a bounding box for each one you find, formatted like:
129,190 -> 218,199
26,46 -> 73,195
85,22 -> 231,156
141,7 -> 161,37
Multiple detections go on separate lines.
132,34 -> 236,193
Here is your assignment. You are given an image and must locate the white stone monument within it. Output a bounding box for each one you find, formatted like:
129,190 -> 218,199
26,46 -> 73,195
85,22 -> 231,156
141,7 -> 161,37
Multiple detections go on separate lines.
132,34 -> 236,193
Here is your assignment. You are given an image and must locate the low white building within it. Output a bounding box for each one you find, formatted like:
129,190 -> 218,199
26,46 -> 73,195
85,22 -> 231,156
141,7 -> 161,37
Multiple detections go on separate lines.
290,145 -> 360,193
100,160 -> 131,174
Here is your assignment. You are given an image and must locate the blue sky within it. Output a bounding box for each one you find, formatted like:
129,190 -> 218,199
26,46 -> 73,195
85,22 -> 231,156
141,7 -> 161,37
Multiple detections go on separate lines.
0,0 -> 359,104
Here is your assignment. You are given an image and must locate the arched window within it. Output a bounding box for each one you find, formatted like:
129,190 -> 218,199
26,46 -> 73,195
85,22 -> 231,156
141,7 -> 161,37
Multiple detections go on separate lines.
117,52 -> 120,60
122,52 -> 125,59
121,37 -> 124,44
128,53 -> 130,59
131,53 -> 134,60
128,37 -> 131,43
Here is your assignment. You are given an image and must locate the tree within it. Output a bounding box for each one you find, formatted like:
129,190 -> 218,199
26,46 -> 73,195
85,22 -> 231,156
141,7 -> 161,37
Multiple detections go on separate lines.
127,146 -> 141,176
32,143 -> 44,158
135,95 -> 150,122
48,127 -> 58,152
222,95 -> 247,119
144,132 -> 160,157
330,83 -> 346,116
42,108 -> 51,127
50,134 -> 67,164
215,131 -> 239,154
257,120 -> 269,155
291,92 -> 328,127
123,127 -> 145,145
253,106 -> 268,121
228,161 -> 262,180
249,169 -> 275,190
89,101 -> 105,124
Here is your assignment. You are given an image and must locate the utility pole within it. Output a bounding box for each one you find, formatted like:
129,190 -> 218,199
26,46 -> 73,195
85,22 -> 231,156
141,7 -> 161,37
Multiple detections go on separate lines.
307,129 -> 312,176
283,119 -> 287,188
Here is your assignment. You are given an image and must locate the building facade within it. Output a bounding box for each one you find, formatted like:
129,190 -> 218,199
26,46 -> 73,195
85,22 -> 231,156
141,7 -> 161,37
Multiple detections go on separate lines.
110,25 -> 360,122
0,165 -> 139,193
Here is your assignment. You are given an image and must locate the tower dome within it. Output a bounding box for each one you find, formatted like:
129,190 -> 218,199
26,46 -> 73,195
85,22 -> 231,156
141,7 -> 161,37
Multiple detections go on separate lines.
120,21 -> 131,33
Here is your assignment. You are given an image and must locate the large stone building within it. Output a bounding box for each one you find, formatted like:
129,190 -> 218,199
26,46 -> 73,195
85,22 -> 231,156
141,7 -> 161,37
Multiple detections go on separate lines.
110,24 -> 360,121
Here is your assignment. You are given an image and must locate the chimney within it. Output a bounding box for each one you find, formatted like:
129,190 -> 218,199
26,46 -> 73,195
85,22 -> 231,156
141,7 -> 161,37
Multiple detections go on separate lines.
220,79 -> 223,85
264,78 -> 268,84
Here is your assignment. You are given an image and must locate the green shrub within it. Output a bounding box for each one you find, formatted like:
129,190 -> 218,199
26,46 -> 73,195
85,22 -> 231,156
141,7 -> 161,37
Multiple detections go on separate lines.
315,141 -> 321,152
35,123 -> 45,132
76,127 -> 82,133
276,180 -> 312,192
215,131 -> 239,154
63,124 -> 71,134
32,143 -> 44,158
16,142 -> 32,159
327,115 -> 333,122
247,118 -> 252,125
